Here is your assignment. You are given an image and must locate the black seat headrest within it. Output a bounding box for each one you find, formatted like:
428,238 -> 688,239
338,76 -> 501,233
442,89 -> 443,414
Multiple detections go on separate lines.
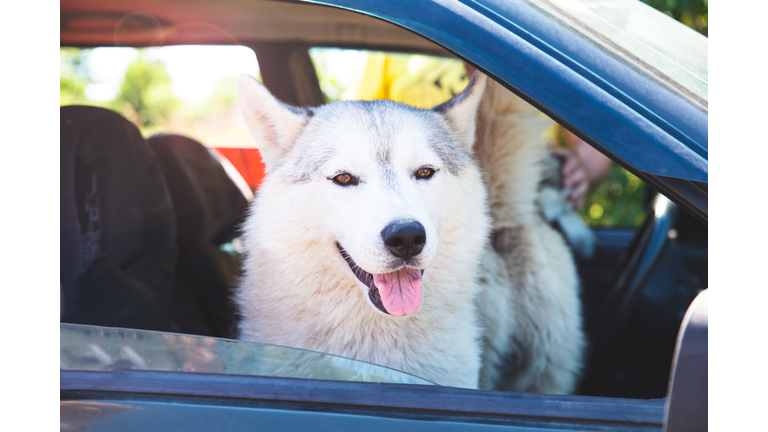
60,105 -> 177,331
147,134 -> 250,247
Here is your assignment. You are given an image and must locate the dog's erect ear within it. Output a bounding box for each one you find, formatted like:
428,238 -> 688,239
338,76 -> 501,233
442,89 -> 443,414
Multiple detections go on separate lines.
238,75 -> 310,171
432,71 -> 487,152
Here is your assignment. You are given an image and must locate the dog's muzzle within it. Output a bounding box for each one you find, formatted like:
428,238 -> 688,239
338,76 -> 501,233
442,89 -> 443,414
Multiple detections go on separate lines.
337,242 -> 424,317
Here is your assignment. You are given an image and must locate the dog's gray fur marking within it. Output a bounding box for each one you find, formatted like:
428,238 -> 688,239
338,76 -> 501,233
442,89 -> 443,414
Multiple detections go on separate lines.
270,99 -> 472,185
432,72 -> 480,116
424,120 -> 473,175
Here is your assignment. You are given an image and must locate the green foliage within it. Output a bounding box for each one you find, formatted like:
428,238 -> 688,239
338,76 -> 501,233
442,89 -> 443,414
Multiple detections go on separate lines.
310,49 -> 355,103
116,53 -> 177,127
639,0 -> 708,36
315,66 -> 346,104
210,76 -> 240,107
60,48 -> 91,105
580,163 -> 648,228
180,76 -> 240,120
61,47 -> 259,144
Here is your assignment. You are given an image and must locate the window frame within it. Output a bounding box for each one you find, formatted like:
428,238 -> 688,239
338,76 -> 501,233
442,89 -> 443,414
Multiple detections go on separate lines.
61,367 -> 665,430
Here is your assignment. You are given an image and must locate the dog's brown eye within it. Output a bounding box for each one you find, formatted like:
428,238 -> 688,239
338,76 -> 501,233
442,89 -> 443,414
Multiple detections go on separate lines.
333,173 -> 356,186
415,167 -> 435,179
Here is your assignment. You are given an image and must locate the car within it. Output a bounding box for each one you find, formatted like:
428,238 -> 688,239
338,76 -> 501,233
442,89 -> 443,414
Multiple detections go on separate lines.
60,0 -> 707,430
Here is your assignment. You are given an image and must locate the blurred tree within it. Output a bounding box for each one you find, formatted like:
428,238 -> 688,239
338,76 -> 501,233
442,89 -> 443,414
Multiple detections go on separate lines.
208,76 -> 239,109
60,48 -> 91,105
310,49 -> 364,103
116,52 -> 177,127
581,164 -> 648,228
175,76 -> 241,124
640,0 -> 708,36
314,59 -> 348,103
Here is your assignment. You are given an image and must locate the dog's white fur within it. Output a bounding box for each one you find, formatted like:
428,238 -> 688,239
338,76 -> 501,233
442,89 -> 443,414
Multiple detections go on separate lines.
473,79 -> 585,393
234,72 -> 584,392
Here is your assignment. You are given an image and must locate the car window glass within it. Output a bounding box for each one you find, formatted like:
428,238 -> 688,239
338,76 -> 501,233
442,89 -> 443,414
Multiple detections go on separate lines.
61,324 -> 434,385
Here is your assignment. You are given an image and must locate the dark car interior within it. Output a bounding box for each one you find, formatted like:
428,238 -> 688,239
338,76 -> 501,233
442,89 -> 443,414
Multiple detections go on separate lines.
60,0 -> 707,400
61,106 -> 248,337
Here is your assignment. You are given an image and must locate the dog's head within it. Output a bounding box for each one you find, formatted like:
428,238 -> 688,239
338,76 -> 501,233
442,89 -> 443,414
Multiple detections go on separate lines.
239,72 -> 487,317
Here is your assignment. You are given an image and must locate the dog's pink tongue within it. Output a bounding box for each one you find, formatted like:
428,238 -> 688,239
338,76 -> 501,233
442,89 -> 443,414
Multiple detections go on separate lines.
373,269 -> 423,317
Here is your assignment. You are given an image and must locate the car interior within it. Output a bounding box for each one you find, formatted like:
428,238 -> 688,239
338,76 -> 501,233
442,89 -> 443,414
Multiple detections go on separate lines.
60,0 -> 708,400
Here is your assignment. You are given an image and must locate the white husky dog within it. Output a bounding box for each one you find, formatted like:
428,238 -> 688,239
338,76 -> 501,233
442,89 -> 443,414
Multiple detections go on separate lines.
235,71 -> 583,392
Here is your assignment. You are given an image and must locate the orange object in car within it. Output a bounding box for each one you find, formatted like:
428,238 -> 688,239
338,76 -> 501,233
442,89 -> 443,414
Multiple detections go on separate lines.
211,147 -> 266,190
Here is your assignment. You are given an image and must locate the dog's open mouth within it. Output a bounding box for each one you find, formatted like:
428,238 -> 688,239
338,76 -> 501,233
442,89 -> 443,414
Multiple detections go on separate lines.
337,243 -> 423,317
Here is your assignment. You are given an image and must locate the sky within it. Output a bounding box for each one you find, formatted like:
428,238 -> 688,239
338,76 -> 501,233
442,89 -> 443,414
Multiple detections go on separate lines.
84,45 -> 261,103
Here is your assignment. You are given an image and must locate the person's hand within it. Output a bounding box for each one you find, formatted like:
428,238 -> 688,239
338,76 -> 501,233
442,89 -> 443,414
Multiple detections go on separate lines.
550,146 -> 589,211
546,131 -> 612,211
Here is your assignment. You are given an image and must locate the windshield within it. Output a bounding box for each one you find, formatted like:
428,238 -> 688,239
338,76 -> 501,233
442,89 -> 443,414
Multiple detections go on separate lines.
520,0 -> 707,106
60,324 -> 434,385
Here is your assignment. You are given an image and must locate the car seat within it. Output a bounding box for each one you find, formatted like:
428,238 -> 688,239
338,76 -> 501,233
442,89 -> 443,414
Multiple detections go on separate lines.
147,134 -> 251,338
60,106 -> 178,331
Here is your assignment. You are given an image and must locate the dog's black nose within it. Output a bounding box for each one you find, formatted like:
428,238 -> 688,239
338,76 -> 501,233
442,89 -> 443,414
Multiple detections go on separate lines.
381,220 -> 426,260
